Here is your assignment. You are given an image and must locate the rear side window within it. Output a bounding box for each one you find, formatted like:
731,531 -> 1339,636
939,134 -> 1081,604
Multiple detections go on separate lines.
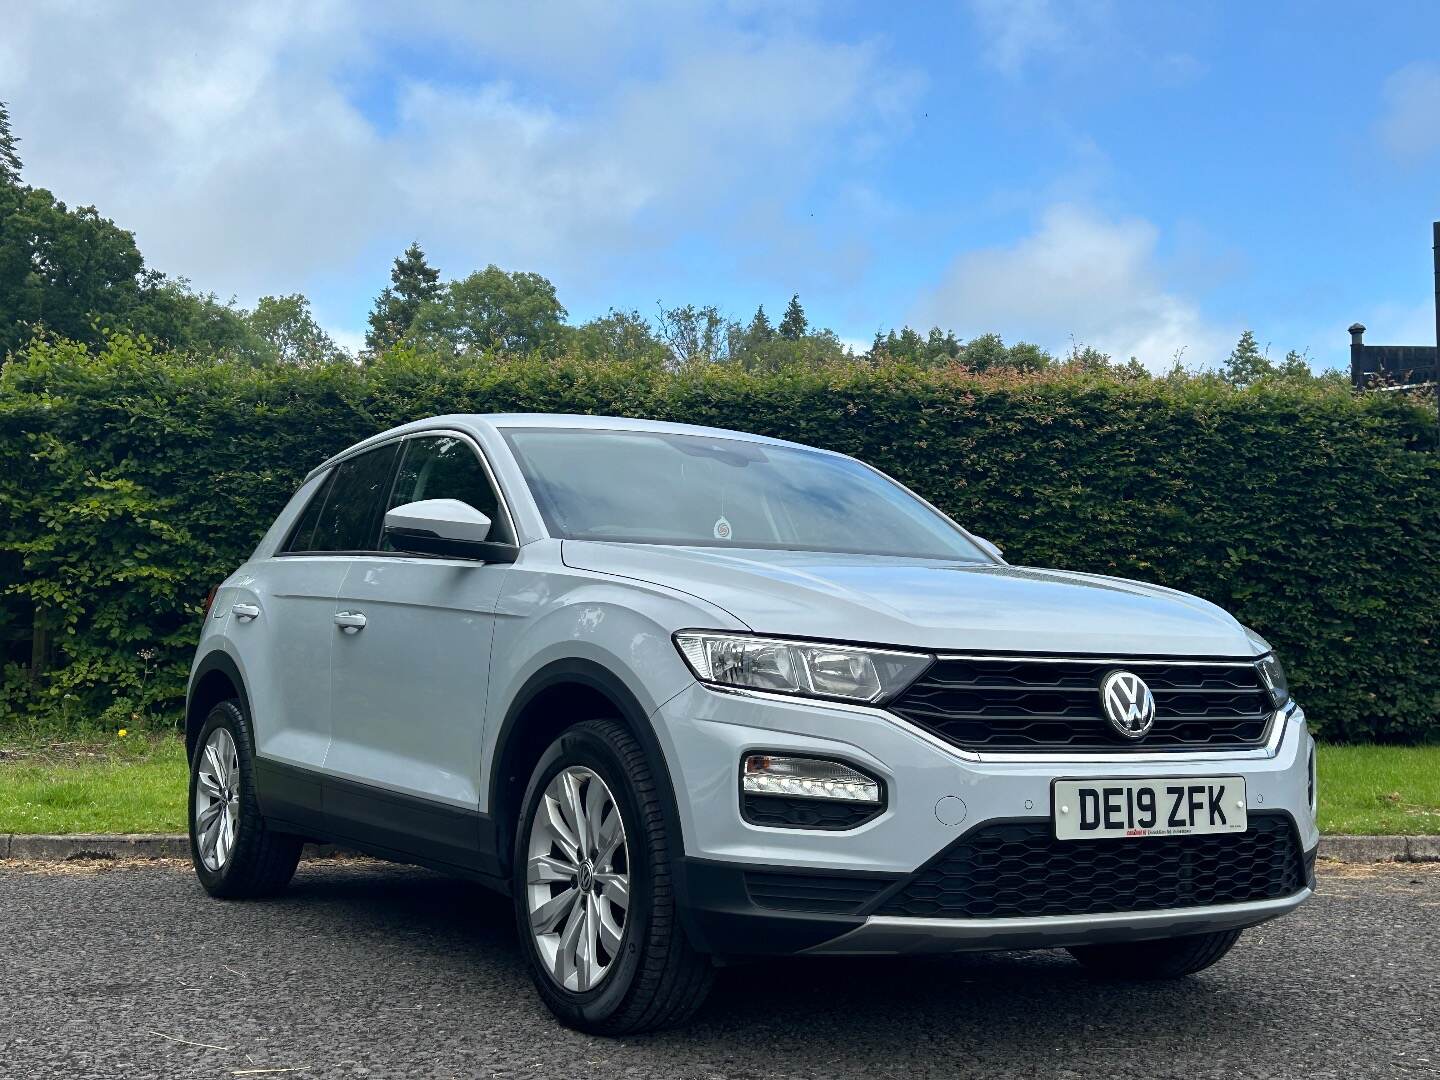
283,469 -> 336,552
387,435 -> 514,545
287,442 -> 399,553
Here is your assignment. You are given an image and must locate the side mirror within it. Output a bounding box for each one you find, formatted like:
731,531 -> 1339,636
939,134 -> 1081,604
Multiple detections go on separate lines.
972,535 -> 1004,561
383,499 -> 516,562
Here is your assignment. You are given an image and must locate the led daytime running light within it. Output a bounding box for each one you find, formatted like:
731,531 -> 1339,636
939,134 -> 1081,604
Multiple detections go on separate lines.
742,754 -> 881,804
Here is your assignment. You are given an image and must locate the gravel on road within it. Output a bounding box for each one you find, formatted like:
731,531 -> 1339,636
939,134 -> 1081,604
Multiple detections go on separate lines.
0,859 -> 1435,1080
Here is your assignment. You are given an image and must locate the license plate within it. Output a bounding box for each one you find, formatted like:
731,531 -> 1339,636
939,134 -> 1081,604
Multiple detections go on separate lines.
1053,777 -> 1247,840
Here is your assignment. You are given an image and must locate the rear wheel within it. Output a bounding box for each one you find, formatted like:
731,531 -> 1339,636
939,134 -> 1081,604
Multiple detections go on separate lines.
189,699 -> 302,898
1068,928 -> 1243,979
513,719 -> 713,1034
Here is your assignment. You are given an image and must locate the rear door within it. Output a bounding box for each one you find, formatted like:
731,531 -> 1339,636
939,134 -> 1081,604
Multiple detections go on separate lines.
244,443 -> 400,795
231,468 -> 345,778
324,432 -> 515,868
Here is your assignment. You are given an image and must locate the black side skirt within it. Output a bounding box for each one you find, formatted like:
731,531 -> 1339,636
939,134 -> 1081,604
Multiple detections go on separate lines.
254,757 -> 506,890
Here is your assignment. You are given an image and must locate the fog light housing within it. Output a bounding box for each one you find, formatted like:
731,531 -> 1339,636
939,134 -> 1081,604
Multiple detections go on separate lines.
742,754 -> 881,803
1308,742 -> 1317,815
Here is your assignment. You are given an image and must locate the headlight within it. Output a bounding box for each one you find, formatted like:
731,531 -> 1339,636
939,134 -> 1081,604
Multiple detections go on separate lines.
1243,625 -> 1291,710
1256,652 -> 1290,709
674,631 -> 931,704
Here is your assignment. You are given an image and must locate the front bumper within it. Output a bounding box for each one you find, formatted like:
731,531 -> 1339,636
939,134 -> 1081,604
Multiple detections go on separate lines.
803,887 -> 1313,956
652,682 -> 1319,957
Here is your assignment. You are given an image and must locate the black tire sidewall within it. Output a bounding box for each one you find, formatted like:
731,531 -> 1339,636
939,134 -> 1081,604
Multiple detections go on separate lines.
512,723 -> 655,1026
188,699 -> 263,895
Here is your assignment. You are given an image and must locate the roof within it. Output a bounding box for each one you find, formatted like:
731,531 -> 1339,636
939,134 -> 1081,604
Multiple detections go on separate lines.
305,413 -> 826,480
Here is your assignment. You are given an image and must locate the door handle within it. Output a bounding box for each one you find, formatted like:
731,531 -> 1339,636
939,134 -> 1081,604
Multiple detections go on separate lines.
334,611 -> 367,633
231,603 -> 261,622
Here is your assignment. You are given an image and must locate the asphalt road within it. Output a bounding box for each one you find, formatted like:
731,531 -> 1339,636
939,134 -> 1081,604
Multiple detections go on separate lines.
0,859 -> 1435,1080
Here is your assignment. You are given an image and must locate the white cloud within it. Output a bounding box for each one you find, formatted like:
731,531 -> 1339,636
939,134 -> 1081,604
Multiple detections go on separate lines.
963,1 -> 1201,85
966,0 -> 1069,75
330,327 -> 367,358
1377,62 -> 1440,163
0,2 -> 919,308
913,205 -> 1228,369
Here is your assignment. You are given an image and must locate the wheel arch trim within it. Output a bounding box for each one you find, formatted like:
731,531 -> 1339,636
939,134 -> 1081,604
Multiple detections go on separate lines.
488,657 -> 686,880
186,650 -> 252,761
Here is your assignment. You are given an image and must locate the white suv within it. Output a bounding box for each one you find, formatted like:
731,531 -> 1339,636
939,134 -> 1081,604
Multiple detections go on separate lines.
186,413 -> 1317,1034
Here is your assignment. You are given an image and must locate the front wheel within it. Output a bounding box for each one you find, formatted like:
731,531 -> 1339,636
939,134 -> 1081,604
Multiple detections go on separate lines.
513,719 -> 713,1034
1068,928 -> 1243,979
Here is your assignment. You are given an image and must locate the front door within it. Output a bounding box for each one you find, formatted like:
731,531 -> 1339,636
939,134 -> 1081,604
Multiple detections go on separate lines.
324,433 -> 515,869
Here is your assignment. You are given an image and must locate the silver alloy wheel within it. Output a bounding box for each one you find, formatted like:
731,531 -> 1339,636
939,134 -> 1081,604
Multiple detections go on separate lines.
194,727 -> 241,872
526,766 -> 631,992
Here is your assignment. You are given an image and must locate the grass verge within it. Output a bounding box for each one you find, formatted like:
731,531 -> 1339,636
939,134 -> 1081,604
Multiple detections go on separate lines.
0,736 -> 187,834
0,737 -> 1435,836
1316,744 -> 1440,835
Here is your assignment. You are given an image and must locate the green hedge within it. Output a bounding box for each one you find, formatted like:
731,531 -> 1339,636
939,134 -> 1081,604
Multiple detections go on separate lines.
2,336 -> 1437,742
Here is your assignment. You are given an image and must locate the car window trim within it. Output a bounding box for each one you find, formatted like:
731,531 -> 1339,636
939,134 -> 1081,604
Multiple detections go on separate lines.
276,437 -> 402,557
278,467 -> 336,554
276,428 -> 519,560
388,428 -> 519,548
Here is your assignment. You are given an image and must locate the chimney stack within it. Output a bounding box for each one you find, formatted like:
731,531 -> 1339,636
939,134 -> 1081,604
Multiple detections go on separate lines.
1349,322 -> 1366,386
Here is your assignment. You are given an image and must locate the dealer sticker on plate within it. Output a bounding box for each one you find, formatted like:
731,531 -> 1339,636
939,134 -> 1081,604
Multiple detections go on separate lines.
1053,776 -> 1247,840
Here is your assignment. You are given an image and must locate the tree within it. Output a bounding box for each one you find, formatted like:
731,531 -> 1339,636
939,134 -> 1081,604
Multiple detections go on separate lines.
1277,349 -> 1312,380
246,294 -> 348,365
1115,357 -> 1151,380
406,266 -> 567,355
867,326 -> 963,367
566,308 -> 668,364
0,184 -> 144,355
0,101 -> 21,186
778,294 -> 808,341
1221,329 -> 1273,387
747,305 -> 774,342
740,326 -> 849,372
1064,341 -> 1112,373
365,242 -> 441,353
0,180 -> 266,359
654,303 -> 740,366
731,304 -> 778,358
126,274 -> 256,357
962,332 -> 1053,373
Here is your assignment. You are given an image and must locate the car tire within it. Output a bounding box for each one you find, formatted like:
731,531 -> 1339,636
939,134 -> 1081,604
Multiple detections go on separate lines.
513,718 -> 714,1035
188,699 -> 303,898
1067,928 -> 1243,979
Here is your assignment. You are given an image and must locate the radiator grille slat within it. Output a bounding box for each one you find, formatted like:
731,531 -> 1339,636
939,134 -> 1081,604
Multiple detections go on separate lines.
890,656 -> 1272,753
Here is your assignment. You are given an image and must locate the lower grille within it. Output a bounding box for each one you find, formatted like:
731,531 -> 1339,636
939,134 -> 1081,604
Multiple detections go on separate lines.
744,871 -> 895,915
741,793 -> 882,831
875,812 -> 1305,920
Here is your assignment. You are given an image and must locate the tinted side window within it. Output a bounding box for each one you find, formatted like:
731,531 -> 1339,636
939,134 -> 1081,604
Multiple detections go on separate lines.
387,435 -> 513,545
283,470 -> 336,553
306,443 -> 400,552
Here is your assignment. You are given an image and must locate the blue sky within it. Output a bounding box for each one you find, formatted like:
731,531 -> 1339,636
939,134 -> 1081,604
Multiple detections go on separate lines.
7,1 -> 1440,368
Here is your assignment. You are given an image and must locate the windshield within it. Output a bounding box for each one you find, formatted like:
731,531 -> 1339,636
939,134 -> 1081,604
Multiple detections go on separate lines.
502,428 -> 990,561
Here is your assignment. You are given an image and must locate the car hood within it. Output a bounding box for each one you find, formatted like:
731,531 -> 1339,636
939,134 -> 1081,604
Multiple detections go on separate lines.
561,541 -> 1256,657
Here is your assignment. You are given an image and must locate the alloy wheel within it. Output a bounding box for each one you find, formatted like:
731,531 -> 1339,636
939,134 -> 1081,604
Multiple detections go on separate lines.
526,766 -> 631,992
194,727 -> 241,872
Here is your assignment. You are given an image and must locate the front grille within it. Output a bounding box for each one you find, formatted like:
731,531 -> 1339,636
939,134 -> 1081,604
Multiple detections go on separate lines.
889,655 -> 1273,753
874,812 -> 1305,920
